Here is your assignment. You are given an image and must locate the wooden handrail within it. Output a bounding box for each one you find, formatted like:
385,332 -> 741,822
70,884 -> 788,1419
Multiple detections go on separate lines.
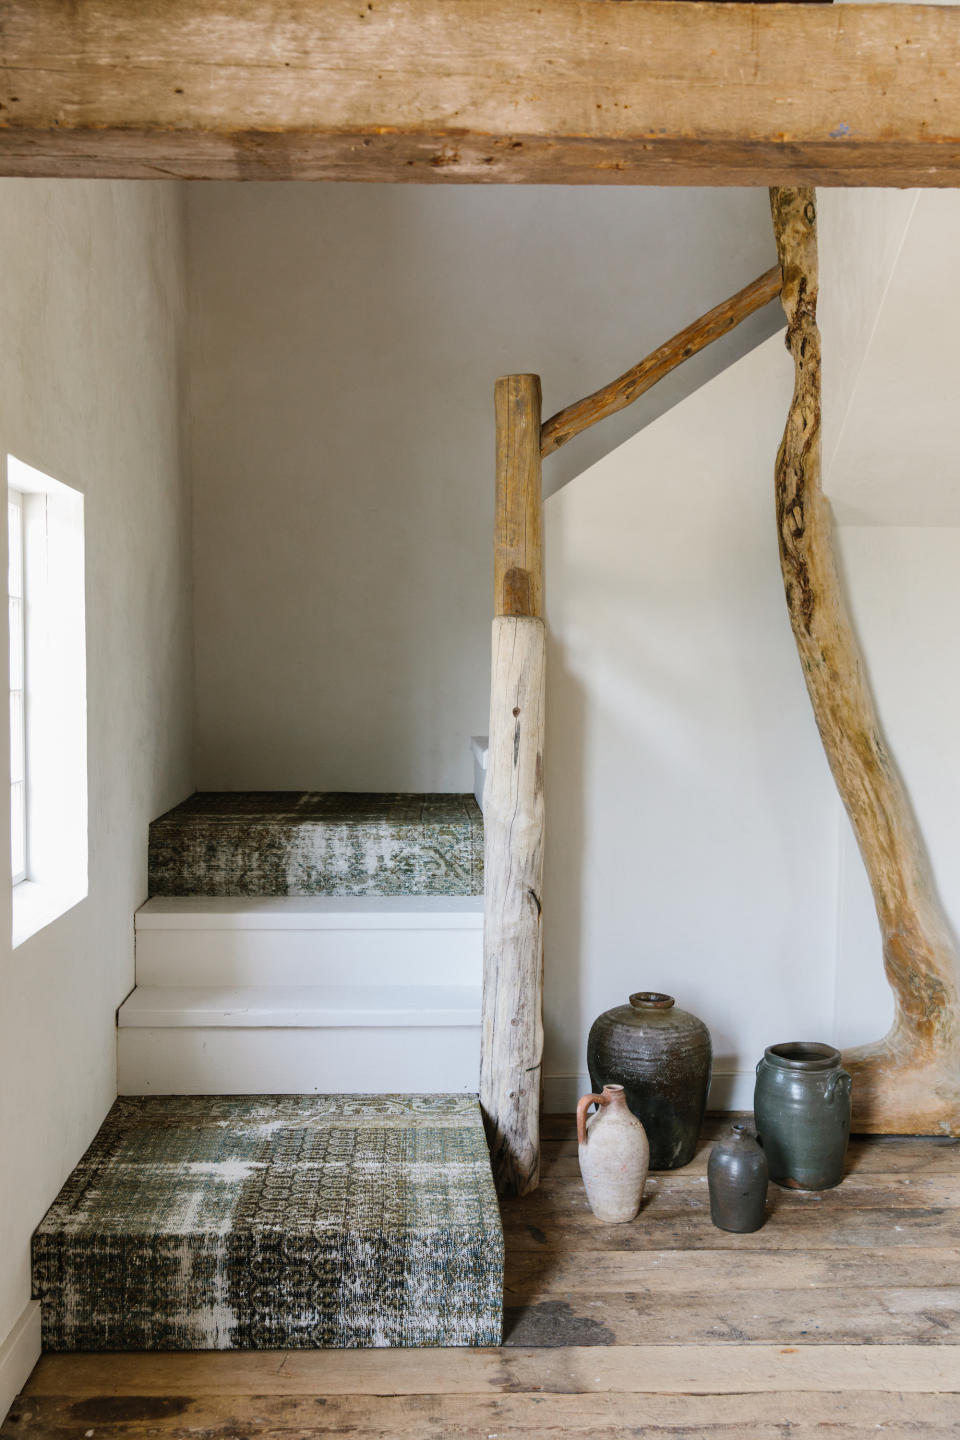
540,265 -> 782,458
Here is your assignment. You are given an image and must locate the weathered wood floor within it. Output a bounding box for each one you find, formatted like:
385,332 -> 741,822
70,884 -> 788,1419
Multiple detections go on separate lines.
7,1117 -> 960,1439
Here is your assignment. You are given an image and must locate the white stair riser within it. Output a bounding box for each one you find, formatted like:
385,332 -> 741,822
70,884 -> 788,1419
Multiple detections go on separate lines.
135,926 -> 482,988
118,1026 -> 480,1096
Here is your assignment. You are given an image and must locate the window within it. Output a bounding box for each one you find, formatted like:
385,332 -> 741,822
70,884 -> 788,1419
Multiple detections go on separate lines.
6,455 -> 87,946
8,489 -> 25,884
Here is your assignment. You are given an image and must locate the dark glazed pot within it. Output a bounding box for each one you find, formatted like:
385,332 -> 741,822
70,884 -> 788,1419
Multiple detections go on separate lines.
754,1042 -> 852,1190
587,992 -> 712,1170
708,1123 -> 768,1233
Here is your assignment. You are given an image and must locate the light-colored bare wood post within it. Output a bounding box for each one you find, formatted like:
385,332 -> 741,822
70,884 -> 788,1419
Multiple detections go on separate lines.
481,374 -> 546,1195
771,186 -> 960,1135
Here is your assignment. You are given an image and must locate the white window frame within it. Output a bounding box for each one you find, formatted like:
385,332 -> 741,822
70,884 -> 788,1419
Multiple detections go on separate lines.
8,487 -> 26,885
6,454 -> 88,947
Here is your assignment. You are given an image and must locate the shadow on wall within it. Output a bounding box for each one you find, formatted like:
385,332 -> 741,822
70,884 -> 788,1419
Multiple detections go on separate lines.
542,640 -> 587,1102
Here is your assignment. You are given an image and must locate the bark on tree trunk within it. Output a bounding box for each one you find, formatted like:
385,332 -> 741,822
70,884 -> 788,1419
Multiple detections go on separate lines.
770,185 -> 960,1135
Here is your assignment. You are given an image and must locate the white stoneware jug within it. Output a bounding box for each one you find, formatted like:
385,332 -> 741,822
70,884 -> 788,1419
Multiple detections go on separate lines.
577,1083 -> 649,1223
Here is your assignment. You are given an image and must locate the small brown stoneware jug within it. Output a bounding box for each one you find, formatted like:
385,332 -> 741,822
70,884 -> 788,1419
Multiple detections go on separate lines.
577,1083 -> 650,1224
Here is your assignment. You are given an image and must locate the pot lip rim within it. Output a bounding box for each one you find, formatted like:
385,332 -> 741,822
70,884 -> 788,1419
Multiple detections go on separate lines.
763,1041 -> 840,1071
628,991 -> 676,1010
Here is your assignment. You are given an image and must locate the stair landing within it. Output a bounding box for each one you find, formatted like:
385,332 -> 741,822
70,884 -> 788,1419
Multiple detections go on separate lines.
32,1094 -> 503,1351
148,793 -> 483,898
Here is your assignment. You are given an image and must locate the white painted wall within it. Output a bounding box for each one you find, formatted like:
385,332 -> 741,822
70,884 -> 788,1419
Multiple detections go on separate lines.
0,181 -> 193,1400
543,334 -> 841,1110
185,184 -> 780,792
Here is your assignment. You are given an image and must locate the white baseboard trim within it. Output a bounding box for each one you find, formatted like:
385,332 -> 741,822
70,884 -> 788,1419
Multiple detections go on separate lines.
0,1301 -> 41,1423
543,1071 -> 756,1115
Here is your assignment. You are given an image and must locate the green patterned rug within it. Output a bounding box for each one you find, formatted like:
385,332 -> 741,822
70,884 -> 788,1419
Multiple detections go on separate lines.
33,1094 -> 503,1351
148,793 -> 483,898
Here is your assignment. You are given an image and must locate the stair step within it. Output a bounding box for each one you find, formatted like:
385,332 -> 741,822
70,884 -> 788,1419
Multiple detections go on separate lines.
117,980 -> 482,1094
134,895 -> 483,987
118,984 -> 482,1028
149,793 -> 483,899
32,1094 -> 503,1350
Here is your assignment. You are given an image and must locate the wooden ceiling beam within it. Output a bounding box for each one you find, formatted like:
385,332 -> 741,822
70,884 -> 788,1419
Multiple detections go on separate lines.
2,1 -> 960,185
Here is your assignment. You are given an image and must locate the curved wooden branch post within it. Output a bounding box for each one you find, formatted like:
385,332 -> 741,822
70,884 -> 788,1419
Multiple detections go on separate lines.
480,374 -> 546,1195
541,265 -> 782,458
771,186 -> 960,1134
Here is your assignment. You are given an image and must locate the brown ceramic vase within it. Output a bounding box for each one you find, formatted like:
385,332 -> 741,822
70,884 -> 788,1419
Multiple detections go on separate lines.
587,991 -> 712,1169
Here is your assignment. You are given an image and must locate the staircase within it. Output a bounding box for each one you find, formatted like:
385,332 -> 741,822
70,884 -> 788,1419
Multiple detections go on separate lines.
119,793 -> 484,1095
34,791 -> 502,1351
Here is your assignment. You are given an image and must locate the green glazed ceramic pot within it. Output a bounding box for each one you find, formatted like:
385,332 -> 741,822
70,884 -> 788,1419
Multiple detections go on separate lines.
754,1042 -> 852,1190
587,992 -> 712,1170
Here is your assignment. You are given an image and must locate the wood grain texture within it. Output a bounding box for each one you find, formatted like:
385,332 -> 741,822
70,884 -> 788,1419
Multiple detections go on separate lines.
3,3 -> 960,184
480,615 -> 546,1196
9,1392 -> 960,1440
13,1346 -> 959,1397
494,376 -> 542,619
770,187 -> 960,1136
541,266 -> 782,457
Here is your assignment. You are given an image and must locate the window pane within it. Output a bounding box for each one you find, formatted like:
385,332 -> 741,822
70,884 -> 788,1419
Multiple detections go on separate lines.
9,690 -> 23,785
8,596 -> 23,690
8,500 -> 22,597
10,779 -> 24,880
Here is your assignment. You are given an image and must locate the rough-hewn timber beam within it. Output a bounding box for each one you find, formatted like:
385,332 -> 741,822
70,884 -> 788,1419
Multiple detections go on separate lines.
2,2 -> 960,185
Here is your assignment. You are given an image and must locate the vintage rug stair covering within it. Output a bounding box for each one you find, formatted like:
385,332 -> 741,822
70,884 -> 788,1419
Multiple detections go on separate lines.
33,1094 -> 503,1350
148,792 -> 484,898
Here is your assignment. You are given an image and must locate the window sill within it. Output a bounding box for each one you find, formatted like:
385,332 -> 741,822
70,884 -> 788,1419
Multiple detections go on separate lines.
12,879 -> 86,949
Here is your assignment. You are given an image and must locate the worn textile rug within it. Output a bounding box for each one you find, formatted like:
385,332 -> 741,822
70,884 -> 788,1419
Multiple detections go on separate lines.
148,792 -> 483,898
33,1094 -> 503,1351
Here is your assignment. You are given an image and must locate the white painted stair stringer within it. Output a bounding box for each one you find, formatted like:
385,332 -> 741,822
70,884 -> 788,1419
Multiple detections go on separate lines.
121,896 -> 483,1095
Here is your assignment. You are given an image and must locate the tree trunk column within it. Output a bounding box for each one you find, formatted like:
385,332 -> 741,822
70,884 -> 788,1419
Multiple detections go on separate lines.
480,374 -> 546,1195
770,186 -> 960,1135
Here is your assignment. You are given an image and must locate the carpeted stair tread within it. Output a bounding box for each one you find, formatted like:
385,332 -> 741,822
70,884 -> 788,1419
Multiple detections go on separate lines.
149,792 -> 483,898
32,1094 -> 503,1351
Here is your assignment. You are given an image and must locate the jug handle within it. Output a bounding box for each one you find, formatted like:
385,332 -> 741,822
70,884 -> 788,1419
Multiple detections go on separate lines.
825,1069 -> 853,1103
576,1091 -> 607,1145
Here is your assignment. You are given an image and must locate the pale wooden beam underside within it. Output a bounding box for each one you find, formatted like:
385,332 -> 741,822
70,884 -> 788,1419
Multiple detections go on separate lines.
770,186 -> 960,1137
3,2 -> 960,184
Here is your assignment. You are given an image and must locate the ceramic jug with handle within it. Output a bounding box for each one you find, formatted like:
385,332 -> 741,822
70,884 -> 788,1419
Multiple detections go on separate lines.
577,1083 -> 649,1223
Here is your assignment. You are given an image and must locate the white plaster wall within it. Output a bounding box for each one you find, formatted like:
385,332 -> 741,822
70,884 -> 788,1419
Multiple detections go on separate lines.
831,527 -> 960,1050
0,182 -> 193,1371
543,335 -> 841,1110
185,184 -> 780,792
826,191 -> 960,525
818,187 -> 917,473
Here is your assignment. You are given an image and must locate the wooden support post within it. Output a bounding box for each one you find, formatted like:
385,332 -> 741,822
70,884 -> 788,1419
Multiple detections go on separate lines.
481,375 -> 546,1195
771,186 -> 960,1135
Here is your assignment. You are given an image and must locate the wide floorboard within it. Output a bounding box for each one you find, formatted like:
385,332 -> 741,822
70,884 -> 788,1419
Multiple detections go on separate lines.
7,1118 -> 960,1439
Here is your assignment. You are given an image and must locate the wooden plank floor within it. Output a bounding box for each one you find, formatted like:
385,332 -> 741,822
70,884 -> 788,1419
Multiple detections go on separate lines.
6,1117 -> 960,1439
